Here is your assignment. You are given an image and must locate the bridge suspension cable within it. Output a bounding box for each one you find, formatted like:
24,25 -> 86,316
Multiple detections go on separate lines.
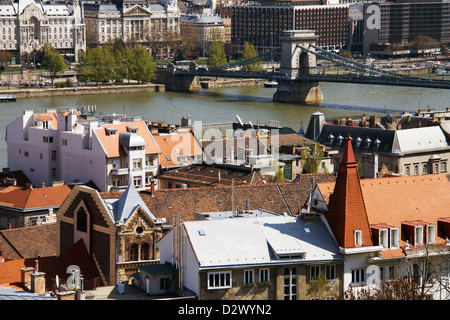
301,44 -> 418,80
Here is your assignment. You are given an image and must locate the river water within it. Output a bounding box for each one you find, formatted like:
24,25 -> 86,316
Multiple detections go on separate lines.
0,81 -> 449,169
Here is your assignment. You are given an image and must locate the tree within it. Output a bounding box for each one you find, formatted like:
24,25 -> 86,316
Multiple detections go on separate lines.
207,39 -> 227,69
41,51 -> 66,85
301,142 -> 324,173
241,41 -> 261,71
272,166 -> 285,183
308,274 -> 334,300
128,45 -> 156,84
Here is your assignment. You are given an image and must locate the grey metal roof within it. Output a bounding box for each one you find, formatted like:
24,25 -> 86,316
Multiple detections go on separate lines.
183,215 -> 342,269
138,262 -> 177,275
119,131 -> 147,148
0,286 -> 57,300
110,184 -> 157,223
315,124 -> 396,154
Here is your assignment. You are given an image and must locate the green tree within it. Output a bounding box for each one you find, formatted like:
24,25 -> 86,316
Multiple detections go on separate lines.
241,41 -> 261,71
301,142 -> 325,173
41,51 -> 66,86
272,166 -> 285,183
128,45 -> 156,84
207,39 -> 227,69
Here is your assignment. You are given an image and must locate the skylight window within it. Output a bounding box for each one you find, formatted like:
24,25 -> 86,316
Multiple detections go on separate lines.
198,230 -> 206,236
304,227 -> 311,235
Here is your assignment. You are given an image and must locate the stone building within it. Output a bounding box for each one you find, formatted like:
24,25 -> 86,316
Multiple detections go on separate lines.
57,184 -> 166,286
83,0 -> 180,56
0,0 -> 86,62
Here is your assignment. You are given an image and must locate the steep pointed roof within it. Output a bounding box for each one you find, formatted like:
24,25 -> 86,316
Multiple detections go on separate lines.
326,136 -> 373,249
110,184 -> 156,223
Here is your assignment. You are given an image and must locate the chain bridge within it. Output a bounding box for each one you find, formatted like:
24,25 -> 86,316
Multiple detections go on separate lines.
168,30 -> 450,103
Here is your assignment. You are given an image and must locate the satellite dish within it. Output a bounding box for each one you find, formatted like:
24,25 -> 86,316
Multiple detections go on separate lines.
236,114 -> 243,127
248,120 -> 254,129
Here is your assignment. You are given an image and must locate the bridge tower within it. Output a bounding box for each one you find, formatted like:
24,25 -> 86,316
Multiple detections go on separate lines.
273,30 -> 323,103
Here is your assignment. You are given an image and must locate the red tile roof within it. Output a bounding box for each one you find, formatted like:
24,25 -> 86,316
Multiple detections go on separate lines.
325,136 -> 373,248
153,131 -> 203,168
0,185 -> 71,210
94,121 -> 161,158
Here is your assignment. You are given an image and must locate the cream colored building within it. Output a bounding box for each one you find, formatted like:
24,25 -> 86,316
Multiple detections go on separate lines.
84,0 -> 180,53
0,0 -> 86,62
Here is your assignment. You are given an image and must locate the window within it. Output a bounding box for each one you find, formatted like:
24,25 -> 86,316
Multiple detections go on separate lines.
129,244 -> 139,261
414,165 -> 418,176
390,228 -> 399,248
207,271 -> 231,289
434,163 -> 439,174
405,165 -> 410,176
160,277 -> 170,290
76,207 -> 87,232
51,168 -> 56,179
244,270 -> 254,284
441,162 -> 447,173
284,267 -> 297,300
133,176 -> 142,187
133,158 -> 142,169
426,224 -> 436,244
325,265 -> 336,280
423,164 -> 427,174
145,155 -> 153,167
388,266 -> 395,279
140,243 -> 149,260
24,151 -> 29,157
351,269 -> 365,284
51,151 -> 56,161
62,138 -> 68,146
354,230 -> 363,246
259,269 -> 270,283
414,225 -> 424,246
379,229 -> 388,248
310,265 -> 320,281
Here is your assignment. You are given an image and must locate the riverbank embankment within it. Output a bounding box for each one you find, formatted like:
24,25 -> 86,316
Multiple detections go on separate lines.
0,83 -> 165,99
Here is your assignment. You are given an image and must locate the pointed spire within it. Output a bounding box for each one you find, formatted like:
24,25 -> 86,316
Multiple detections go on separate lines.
326,126 -> 373,249
340,127 -> 357,167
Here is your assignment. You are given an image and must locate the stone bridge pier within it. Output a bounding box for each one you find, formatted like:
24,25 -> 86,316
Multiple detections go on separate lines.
155,62 -> 201,92
273,30 -> 323,103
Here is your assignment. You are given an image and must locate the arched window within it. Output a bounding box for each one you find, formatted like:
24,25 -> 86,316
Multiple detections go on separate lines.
129,244 -> 139,261
140,243 -> 150,260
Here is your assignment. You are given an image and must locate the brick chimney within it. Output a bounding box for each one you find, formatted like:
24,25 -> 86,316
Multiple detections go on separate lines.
150,179 -> 156,197
30,271 -> 46,295
20,267 -> 35,290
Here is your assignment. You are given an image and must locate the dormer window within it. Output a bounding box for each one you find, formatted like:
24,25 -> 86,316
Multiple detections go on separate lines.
126,125 -> 138,133
365,137 -> 371,148
328,134 -> 334,144
390,228 -> 399,248
337,135 -> 344,144
355,136 -> 362,148
354,230 -> 363,246
426,224 -> 436,244
379,229 -> 388,248
374,138 -> 381,149
105,127 -> 117,136
414,225 -> 424,246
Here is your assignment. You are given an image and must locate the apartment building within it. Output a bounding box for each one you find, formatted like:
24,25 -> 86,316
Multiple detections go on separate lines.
6,108 -> 161,192
0,0 -> 86,62
231,4 -> 350,52
309,136 -> 450,299
363,0 -> 450,56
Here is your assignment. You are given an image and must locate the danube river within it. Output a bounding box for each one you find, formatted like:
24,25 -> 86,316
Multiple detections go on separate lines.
0,81 -> 449,169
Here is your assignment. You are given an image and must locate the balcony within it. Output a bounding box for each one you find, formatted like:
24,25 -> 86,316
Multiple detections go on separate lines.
111,168 -> 129,175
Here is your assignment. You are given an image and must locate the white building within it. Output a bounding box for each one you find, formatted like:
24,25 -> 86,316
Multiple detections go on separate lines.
6,108 -> 161,192
156,213 -> 343,299
83,0 -> 180,54
0,0 -> 86,62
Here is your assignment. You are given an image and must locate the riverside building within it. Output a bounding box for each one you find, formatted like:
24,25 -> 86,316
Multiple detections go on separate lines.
0,0 -> 86,62
231,3 -> 350,53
